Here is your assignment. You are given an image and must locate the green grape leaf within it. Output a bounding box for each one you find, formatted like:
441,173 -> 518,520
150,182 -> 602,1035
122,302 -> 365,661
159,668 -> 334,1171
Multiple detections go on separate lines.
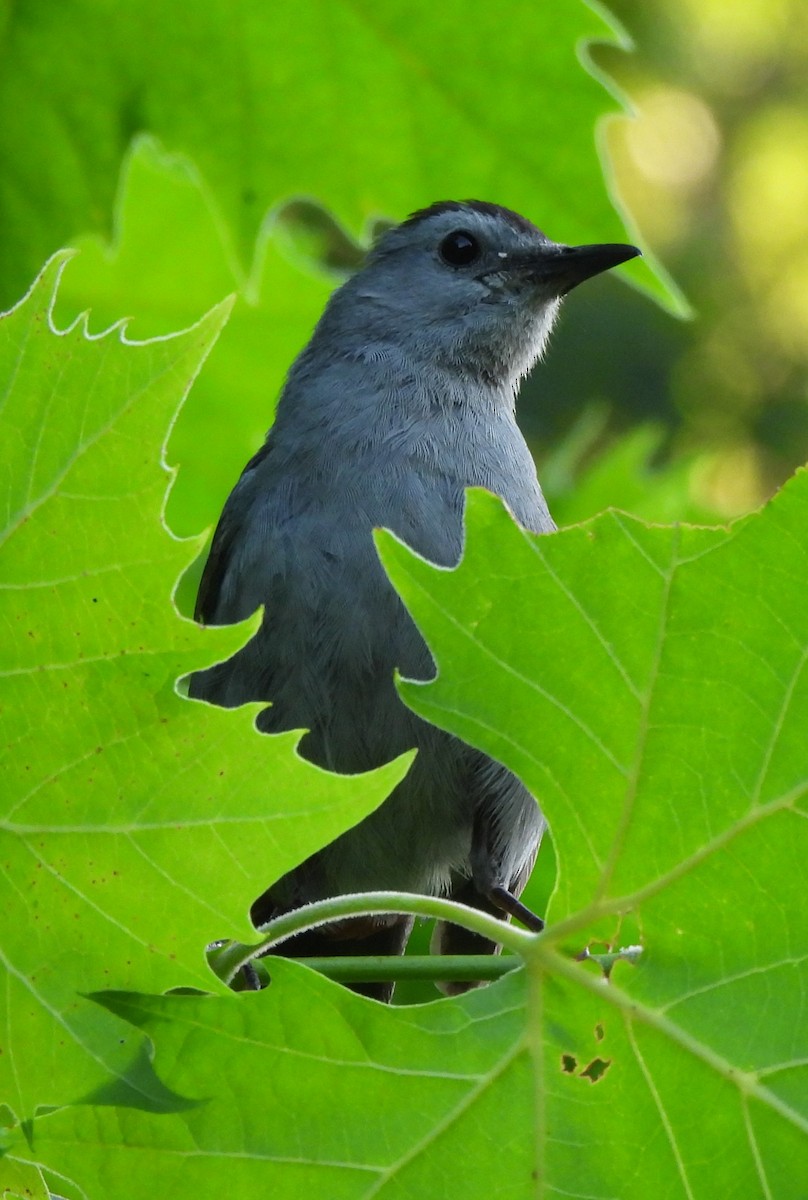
0,256 -> 408,1118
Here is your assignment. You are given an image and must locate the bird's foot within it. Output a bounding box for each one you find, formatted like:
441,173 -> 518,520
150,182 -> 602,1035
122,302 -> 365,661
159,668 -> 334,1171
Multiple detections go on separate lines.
488,884 -> 544,932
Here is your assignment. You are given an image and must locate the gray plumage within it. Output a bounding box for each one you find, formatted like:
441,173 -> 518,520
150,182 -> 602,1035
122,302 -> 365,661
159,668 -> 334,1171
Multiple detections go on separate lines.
190,201 -> 639,997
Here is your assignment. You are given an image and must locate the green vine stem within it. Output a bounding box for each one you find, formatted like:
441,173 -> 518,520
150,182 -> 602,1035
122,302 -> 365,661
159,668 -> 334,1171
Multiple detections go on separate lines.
292,954 -> 520,983
211,890 -> 536,986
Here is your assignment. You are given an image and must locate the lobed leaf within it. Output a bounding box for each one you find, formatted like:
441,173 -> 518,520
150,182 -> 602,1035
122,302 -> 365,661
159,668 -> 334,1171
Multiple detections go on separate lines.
0,257 -> 407,1118
372,479 -> 808,1193
0,0 -> 670,312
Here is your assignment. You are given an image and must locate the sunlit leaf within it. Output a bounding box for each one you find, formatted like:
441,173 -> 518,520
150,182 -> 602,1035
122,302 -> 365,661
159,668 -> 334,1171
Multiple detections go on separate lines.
0,257 -> 407,1117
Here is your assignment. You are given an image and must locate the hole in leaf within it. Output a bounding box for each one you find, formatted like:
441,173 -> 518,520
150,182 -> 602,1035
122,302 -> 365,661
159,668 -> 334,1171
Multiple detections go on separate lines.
561,1054 -> 577,1074
580,1057 -> 611,1084
594,1023 -> 604,1042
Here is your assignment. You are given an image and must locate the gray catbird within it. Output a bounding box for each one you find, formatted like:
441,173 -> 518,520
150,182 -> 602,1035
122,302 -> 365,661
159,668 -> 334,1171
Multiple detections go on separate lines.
191,200 -> 639,998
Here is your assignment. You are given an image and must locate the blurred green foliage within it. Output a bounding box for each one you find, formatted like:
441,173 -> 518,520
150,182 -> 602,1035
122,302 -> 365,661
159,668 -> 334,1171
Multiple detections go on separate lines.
538,0 -> 808,517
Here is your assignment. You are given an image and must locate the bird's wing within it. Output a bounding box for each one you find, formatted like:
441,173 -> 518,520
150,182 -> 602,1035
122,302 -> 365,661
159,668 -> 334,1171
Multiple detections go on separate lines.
194,439 -> 275,625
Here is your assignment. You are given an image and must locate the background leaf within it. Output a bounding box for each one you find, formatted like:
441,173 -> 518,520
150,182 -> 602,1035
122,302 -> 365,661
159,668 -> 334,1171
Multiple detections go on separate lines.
0,0 -> 665,313
50,138 -> 335,543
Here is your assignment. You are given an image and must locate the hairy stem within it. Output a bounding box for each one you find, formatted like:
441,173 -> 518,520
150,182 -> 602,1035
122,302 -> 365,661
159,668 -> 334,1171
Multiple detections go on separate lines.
214,889 -> 536,984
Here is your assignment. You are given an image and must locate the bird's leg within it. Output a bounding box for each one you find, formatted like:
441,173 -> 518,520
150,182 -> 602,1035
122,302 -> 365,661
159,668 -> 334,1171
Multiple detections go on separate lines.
487,884 -> 544,932
465,754 -> 546,936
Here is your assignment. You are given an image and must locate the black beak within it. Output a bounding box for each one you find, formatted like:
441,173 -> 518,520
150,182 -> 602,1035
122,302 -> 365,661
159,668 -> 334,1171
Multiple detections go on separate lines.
538,242 -> 641,295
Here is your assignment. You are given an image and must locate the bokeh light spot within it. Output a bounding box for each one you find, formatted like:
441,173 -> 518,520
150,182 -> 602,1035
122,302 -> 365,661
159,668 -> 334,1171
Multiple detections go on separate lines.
625,88 -> 721,189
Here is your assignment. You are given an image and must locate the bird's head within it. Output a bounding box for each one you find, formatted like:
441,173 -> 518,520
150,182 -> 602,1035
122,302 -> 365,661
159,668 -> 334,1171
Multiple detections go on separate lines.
336,199 -> 640,387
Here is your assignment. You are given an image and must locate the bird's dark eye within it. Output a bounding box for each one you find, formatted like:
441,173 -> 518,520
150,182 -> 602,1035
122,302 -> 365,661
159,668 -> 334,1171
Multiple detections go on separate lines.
439,230 -> 481,267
